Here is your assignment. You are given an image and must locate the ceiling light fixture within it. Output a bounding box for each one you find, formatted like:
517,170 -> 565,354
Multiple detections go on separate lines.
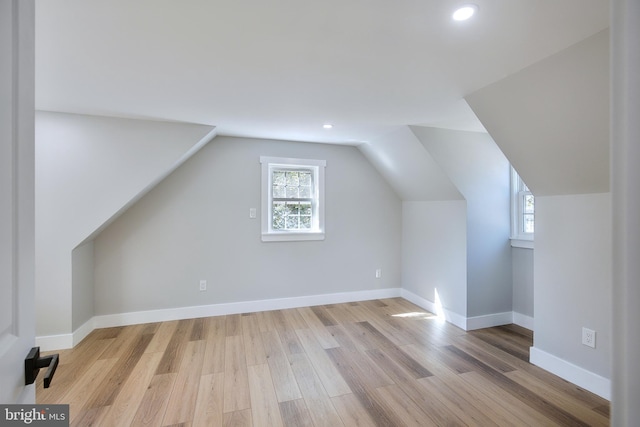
452,4 -> 478,21
323,124 -> 333,129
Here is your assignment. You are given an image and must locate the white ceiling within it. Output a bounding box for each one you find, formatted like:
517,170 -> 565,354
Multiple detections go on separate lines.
35,0 -> 609,145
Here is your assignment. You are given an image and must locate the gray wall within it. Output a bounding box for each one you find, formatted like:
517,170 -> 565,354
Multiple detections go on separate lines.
534,193 -> 611,378
467,29 -> 611,394
611,0 -> 640,420
411,126 -> 512,318
71,241 -> 94,331
466,30 -> 609,196
94,136 -> 401,315
401,201 -> 467,318
512,247 -> 533,318
35,111 -> 214,336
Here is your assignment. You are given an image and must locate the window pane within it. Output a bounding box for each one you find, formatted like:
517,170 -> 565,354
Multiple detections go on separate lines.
300,203 -> 312,216
273,171 -> 285,185
286,203 -> 300,215
524,214 -> 534,233
301,216 -> 311,229
299,172 -> 311,186
286,216 -> 299,229
273,185 -> 286,198
298,185 -> 311,198
273,202 -> 285,229
524,194 -> 534,213
286,171 -> 299,187
286,186 -> 299,198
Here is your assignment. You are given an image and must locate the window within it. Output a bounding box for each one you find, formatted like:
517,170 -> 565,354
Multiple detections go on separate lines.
511,166 -> 534,245
260,156 -> 326,242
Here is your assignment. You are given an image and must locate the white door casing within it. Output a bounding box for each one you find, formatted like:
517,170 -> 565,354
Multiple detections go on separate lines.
0,0 -> 36,405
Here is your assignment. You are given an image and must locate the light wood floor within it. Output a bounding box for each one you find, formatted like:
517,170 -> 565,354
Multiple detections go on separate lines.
37,298 -> 610,426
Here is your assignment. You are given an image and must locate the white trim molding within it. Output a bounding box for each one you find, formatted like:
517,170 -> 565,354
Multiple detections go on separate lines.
530,346 -> 611,400
512,312 -> 534,330
37,288 -> 402,351
466,312 -> 514,331
510,238 -> 534,249
400,289 -> 467,330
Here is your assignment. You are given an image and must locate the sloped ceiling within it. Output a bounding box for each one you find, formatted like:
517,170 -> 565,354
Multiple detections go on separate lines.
466,30 -> 610,196
35,0 -> 609,144
359,126 -> 462,201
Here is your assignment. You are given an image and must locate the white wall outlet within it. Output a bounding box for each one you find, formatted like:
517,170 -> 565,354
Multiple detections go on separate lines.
375,269 -> 382,279
199,280 -> 207,291
582,327 -> 596,348
249,208 -> 257,219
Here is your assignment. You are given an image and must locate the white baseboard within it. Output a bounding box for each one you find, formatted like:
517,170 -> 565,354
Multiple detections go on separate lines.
399,290 -> 535,332
36,333 -> 73,351
466,311 -> 514,330
35,318 -> 96,351
37,288 -> 402,351
530,346 -> 611,400
512,312 -> 534,330
400,289 -> 467,330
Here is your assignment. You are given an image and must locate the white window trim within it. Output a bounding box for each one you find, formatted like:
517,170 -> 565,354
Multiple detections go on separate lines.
260,156 -> 326,242
510,166 -> 534,247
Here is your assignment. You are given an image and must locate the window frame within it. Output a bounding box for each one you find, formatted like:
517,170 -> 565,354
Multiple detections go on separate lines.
260,156 -> 326,242
510,166 -> 534,248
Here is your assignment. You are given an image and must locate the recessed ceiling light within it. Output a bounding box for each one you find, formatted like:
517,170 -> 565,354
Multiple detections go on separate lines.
452,4 -> 478,21
323,124 -> 333,129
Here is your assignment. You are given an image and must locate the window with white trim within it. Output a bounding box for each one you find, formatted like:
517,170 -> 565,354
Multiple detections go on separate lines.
511,166 -> 534,242
260,156 -> 326,242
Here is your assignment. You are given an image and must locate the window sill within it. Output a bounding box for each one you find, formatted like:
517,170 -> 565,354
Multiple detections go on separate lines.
511,238 -> 534,249
262,232 -> 325,242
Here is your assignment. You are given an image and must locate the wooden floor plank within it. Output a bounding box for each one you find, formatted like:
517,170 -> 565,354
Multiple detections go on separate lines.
226,314 -> 243,337
99,352 -> 164,427
145,320 -> 179,354
36,299 -> 610,427
163,340 -> 206,425
223,335 -> 251,413
330,393 -> 375,427
325,347 -> 404,427
37,338 -> 115,404
418,370 -> 520,427
295,328 -> 351,397
446,345 -> 591,426
310,305 -> 338,327
296,307 -> 340,349
192,373 -> 224,427
277,329 -> 305,356
202,316 -> 226,375
131,373 -> 177,427
372,384 -> 439,427
65,358 -> 119,423
247,363 -> 284,427
242,314 -> 268,366
223,409 -> 252,427
281,307 -> 309,330
156,319 -> 192,375
190,318 -> 206,341
85,331 -> 154,408
287,352 -> 344,427
279,399 -> 314,427
505,369 -> 610,427
459,371 -> 563,426
261,330 -> 303,402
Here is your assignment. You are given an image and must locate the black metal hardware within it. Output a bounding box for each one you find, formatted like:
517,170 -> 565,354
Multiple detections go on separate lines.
25,347 -> 59,388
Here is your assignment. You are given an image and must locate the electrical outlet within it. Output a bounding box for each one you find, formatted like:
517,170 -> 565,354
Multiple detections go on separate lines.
375,269 -> 382,279
199,280 -> 207,291
582,327 -> 596,348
